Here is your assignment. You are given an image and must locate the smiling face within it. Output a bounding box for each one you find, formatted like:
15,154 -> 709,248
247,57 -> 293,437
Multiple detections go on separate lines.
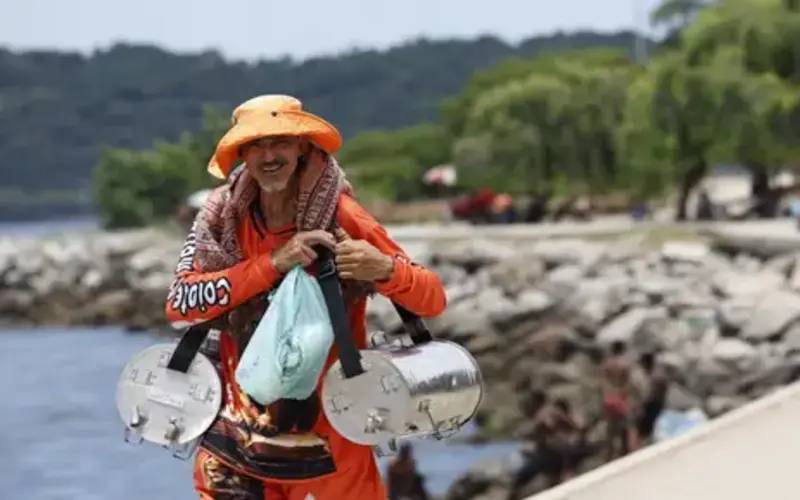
241,135 -> 309,193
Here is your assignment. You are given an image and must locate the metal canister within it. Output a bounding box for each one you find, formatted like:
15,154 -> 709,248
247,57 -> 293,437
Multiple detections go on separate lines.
321,339 -> 483,447
116,343 -> 222,459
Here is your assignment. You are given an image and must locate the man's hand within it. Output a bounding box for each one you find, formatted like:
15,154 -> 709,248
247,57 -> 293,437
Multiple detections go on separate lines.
272,230 -> 336,273
334,228 -> 394,282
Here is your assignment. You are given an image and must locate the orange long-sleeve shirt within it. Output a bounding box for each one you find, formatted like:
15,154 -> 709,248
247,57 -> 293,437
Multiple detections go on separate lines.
164,192 -> 446,478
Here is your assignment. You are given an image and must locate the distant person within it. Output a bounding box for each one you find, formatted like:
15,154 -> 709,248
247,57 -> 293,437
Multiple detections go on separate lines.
509,390 -> 549,499
696,189 -> 714,220
790,198 -> 800,230
636,353 -> 669,443
550,398 -> 590,482
523,393 -> 581,489
491,193 -> 516,223
601,341 -> 640,460
387,443 -> 430,500
525,192 -> 549,223
630,201 -> 650,222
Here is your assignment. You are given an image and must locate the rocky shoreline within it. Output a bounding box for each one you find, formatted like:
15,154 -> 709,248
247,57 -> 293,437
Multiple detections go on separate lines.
5,226 -> 800,497
5,228 -> 800,418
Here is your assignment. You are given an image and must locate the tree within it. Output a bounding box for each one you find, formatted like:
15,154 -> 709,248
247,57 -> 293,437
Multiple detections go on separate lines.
337,124 -> 451,202
93,107 -> 225,228
451,51 -> 636,196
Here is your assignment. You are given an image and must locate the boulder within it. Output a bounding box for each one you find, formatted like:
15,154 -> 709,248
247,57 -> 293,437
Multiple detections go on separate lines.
660,241 -> 710,263
712,269 -> 784,298
711,338 -> 758,371
596,307 -> 667,346
741,290 -> 800,340
487,256 -> 546,296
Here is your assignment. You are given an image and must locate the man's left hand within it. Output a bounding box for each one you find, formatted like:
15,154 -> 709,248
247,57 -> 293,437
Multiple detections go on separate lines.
334,229 -> 394,282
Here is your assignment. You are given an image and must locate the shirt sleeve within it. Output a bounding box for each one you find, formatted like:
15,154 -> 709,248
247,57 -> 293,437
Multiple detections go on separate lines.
336,194 -> 447,318
164,222 -> 282,329
366,224 -> 447,317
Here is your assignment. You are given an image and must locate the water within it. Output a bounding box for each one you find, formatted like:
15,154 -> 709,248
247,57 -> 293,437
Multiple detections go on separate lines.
0,216 -> 99,238
0,327 -> 517,500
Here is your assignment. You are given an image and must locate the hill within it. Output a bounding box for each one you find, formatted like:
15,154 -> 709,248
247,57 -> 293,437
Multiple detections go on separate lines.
0,30 -> 652,219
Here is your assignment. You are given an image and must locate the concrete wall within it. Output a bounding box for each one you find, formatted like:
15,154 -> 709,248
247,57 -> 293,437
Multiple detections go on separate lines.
528,381 -> 800,500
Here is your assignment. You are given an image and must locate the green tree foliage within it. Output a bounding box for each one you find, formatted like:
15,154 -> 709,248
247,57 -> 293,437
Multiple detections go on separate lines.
72,0 -> 800,225
338,124 -> 451,202
450,50 -> 637,196
0,31 -> 645,220
624,0 -> 800,218
93,108 -> 226,227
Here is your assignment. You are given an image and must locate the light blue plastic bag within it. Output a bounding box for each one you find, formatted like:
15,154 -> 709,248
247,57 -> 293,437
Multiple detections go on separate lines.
235,266 -> 334,405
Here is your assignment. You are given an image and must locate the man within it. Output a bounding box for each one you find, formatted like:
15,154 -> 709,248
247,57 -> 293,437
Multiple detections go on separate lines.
165,95 -> 447,499
601,341 -> 640,460
635,352 -> 669,443
386,443 -> 430,500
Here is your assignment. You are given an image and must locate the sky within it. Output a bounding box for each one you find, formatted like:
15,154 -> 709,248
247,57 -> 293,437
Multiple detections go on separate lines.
1,0 -> 663,62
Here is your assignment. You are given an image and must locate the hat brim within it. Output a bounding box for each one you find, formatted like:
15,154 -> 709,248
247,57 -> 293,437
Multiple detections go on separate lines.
207,109 -> 342,178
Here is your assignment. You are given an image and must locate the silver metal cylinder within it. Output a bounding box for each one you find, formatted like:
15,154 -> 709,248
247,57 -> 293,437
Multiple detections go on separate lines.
321,340 -> 483,446
116,343 -> 222,449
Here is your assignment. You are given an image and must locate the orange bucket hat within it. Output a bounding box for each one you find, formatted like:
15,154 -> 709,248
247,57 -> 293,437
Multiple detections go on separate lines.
207,95 -> 343,178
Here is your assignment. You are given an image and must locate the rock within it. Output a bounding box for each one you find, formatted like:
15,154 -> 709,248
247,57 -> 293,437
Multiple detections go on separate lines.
81,290 -> 134,323
665,384 -> 703,411
782,322 -> 800,352
711,338 -> 758,371
135,272 -> 173,294
432,263 -> 469,286
733,253 -> 762,273
0,289 -> 36,314
565,278 -> 628,333
432,239 -> 515,271
490,289 -> 554,327
596,307 -> 667,346
542,265 -> 585,299
487,256 -> 546,296
444,457 -> 514,500
790,255 -> 800,291
465,332 -> 502,354
712,269 -> 784,298
659,351 -> 691,375
366,295 -> 404,334
736,351 -> 800,390
635,276 -> 685,302
529,239 -> 606,268
533,360 -> 590,386
660,241 -> 710,263
680,308 -> 719,340
717,298 -> 755,334
705,395 -> 748,417
428,299 -> 494,341
444,280 -> 481,306
741,290 -> 800,340
763,252 -> 798,277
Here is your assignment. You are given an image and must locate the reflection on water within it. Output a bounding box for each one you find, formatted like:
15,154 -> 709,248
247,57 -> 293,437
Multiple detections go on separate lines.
0,327 -> 516,499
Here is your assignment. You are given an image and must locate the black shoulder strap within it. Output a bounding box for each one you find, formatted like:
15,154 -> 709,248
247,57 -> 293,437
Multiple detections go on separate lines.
316,250 -> 365,379
315,246 -> 433,379
167,325 -> 210,373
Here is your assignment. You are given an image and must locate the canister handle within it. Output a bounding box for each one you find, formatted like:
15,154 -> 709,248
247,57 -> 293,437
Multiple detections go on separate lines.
392,303 -> 433,345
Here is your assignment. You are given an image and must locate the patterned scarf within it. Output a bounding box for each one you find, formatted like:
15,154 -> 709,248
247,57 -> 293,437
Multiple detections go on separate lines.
192,149 -> 349,273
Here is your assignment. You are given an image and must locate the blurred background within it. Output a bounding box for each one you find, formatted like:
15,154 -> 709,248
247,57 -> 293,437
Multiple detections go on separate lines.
2,1 -> 800,499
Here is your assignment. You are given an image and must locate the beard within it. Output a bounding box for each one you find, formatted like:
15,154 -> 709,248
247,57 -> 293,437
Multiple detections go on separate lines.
259,178 -> 291,193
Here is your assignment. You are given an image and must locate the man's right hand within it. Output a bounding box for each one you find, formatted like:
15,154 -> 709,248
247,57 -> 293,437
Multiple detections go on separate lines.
271,230 -> 336,273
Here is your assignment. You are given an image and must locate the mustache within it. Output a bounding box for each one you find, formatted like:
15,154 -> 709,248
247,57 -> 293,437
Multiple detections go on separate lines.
260,158 -> 288,169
